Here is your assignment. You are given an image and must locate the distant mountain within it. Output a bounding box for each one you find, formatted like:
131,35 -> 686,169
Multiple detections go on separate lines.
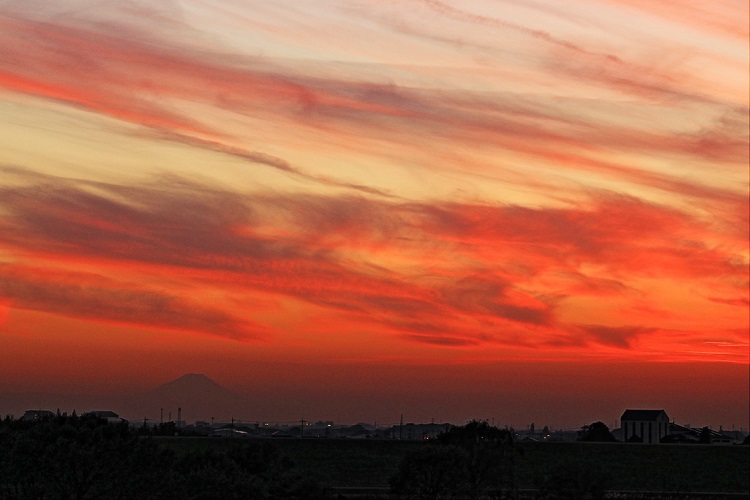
146,373 -> 233,399
127,374 -> 240,423
0,374 -> 250,425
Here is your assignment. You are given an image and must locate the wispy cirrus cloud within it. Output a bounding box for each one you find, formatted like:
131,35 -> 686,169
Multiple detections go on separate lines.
1,2 -> 745,210
0,167 -> 745,359
0,264 -> 266,340
0,1 -> 747,371
0,0 -> 747,430
602,0 -> 749,41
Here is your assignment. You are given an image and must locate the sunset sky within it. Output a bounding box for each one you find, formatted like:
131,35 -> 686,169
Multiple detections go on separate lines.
0,0 -> 748,429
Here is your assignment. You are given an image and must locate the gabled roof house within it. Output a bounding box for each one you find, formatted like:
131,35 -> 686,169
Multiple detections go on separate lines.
621,409 -> 670,444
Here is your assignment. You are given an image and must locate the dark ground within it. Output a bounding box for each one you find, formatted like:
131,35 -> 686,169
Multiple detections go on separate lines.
156,437 -> 750,494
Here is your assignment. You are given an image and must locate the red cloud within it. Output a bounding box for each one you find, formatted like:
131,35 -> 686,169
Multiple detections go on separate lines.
574,324 -> 655,348
0,3 -> 745,359
0,264 -> 267,340
0,168 -> 745,357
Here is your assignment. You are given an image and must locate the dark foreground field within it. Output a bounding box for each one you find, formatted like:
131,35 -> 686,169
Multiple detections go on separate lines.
158,437 -> 750,497
2,414 -> 747,499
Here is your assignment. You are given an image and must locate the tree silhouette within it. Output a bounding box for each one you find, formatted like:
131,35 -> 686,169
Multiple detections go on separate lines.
390,445 -> 467,500
698,426 -> 712,444
577,421 -> 616,442
536,459 -> 612,500
0,413 -> 167,499
391,420 -> 520,499
0,414 -> 325,499
438,420 -> 518,497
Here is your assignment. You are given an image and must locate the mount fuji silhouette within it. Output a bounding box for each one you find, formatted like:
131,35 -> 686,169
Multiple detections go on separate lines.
147,373 -> 232,399
0,374 -> 244,424
130,374 -> 238,423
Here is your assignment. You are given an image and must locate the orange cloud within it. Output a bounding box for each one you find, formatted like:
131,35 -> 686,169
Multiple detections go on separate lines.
0,167 -> 745,360
0,1 -> 746,428
0,264 -> 267,340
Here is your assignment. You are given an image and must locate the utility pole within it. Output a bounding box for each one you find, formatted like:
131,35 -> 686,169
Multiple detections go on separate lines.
400,413 -> 403,440
160,408 -> 163,424
300,418 -> 305,438
231,417 -> 235,438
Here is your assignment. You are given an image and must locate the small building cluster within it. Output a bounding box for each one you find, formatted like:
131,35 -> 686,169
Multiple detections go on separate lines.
13,407 -> 747,444
20,409 -> 54,421
618,408 -> 745,445
20,409 -> 127,424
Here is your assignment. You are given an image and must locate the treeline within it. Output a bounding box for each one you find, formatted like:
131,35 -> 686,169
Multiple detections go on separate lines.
3,416 -> 747,499
0,414 -> 325,499
390,420 -> 614,500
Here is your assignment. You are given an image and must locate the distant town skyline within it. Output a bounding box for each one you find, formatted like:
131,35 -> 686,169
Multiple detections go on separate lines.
0,2 -> 747,430
2,371 -> 747,432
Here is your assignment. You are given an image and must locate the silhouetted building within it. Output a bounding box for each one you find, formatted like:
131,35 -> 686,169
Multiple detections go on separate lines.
86,410 -> 126,424
212,427 -> 248,437
21,409 -> 54,421
621,409 -> 669,443
663,423 -> 735,445
716,429 -> 748,444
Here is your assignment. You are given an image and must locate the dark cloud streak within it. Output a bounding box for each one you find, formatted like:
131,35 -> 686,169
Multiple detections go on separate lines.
0,265 -> 264,340
1,168 -> 745,349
